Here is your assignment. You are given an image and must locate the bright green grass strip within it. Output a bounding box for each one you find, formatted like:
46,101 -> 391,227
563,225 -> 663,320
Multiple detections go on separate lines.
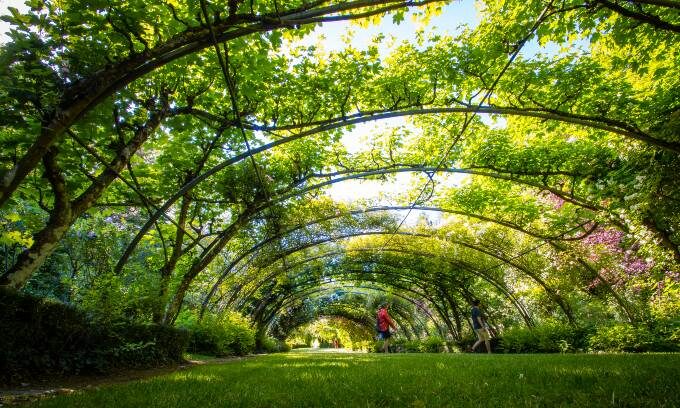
182,353 -> 216,362
30,353 -> 680,407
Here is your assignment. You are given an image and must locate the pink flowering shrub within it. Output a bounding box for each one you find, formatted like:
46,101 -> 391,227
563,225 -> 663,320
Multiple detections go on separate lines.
582,228 -> 624,248
581,227 -> 653,289
538,192 -> 566,210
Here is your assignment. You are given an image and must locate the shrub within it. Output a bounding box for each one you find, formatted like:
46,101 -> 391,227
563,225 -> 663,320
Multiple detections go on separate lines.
498,320 -> 678,353
288,342 -> 309,349
498,327 -> 538,353
0,289 -> 189,384
260,337 -> 291,353
648,317 -> 680,352
111,323 -> 190,364
393,339 -> 422,353
588,323 -> 657,352
350,340 -> 372,351
420,336 -> 447,353
458,332 -> 502,353
499,321 -> 591,353
178,311 -> 256,357
446,341 -> 461,353
278,341 -> 292,353
372,340 -> 385,353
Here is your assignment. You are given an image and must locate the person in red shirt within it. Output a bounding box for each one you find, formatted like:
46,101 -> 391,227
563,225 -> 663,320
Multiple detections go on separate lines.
376,303 -> 398,353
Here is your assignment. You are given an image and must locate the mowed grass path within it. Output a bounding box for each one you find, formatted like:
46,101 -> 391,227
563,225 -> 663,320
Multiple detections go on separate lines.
31,351 -> 680,407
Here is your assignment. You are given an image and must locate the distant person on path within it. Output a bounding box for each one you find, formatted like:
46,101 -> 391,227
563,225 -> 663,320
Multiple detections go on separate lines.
471,299 -> 492,353
377,303 -> 397,353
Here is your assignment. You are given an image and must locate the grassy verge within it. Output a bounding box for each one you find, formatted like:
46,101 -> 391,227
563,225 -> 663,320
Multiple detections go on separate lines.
29,352 -> 680,407
182,353 -> 216,362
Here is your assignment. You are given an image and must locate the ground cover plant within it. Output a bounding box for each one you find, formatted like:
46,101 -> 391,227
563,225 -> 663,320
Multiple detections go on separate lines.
27,351 -> 680,408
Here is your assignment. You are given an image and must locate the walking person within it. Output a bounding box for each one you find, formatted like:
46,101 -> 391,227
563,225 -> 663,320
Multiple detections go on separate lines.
470,299 -> 492,353
376,303 -> 397,353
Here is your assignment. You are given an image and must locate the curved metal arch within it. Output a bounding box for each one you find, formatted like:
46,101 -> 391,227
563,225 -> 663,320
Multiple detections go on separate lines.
227,248 -> 516,318
319,288 -> 436,338
1,0 -> 467,207
118,105 -> 651,269
249,263 -> 448,323
274,296 -> 416,340
259,284 -> 444,338
117,161 -> 603,272
251,261 -> 496,340
348,247 -> 534,325
242,247 -> 517,341
252,268 -> 444,324
232,230 -> 646,326
225,247 -> 533,328
278,306 -> 417,342
203,230 -> 428,311
202,229 -> 574,323
204,232 -> 528,318
311,314 -> 374,334
272,306 -> 376,340
230,249 -> 472,306
228,249 -> 505,318
200,200 -> 583,296
198,200 -> 594,314
245,262 -> 461,331
259,267 -> 468,338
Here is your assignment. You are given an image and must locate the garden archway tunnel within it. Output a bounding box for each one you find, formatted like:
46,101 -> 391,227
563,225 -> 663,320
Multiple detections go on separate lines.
1,0 -> 678,363
195,225 -> 623,340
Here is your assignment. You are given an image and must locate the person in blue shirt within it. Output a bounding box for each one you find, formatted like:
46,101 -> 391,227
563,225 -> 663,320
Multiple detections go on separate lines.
471,299 -> 491,353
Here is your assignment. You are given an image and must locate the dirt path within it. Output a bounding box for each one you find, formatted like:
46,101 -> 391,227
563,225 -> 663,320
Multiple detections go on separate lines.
0,357 -> 246,406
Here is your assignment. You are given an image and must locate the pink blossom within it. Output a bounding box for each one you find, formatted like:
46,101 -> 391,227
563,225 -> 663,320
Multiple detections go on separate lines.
621,257 -> 653,276
666,270 -> 680,282
548,194 -> 565,210
587,277 -> 603,290
539,192 -> 566,210
583,228 -> 624,250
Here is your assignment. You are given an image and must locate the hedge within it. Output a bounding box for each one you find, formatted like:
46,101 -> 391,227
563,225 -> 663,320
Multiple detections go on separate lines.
177,311 -> 256,357
0,289 -> 189,384
498,320 -> 680,353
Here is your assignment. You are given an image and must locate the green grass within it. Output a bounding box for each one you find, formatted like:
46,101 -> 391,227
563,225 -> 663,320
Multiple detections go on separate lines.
182,353 -> 217,362
30,352 -> 680,407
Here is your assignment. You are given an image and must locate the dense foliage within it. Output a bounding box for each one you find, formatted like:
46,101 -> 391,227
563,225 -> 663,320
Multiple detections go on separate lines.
0,0 -> 678,373
177,310 -> 256,356
0,289 -> 188,384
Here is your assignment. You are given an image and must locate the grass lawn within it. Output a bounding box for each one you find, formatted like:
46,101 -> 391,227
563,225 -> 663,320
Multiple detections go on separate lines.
29,351 -> 680,407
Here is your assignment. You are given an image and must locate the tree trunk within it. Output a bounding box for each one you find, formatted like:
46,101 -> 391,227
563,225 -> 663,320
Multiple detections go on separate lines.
643,215 -> 680,264
0,149 -> 71,288
0,104 -> 168,289
162,206 -> 258,324
153,194 -> 191,323
0,100 -> 91,208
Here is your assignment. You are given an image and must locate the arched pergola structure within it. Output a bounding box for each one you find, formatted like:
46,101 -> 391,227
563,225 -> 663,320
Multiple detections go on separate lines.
263,287 -> 439,342
1,0 -> 677,351
198,229 -> 548,338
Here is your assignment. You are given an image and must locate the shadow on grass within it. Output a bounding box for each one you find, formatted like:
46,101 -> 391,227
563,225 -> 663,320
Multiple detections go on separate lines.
29,353 -> 680,408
